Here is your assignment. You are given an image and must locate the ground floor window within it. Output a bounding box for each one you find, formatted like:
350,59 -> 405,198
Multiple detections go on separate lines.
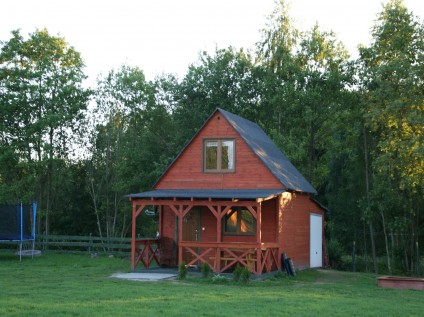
223,207 -> 255,235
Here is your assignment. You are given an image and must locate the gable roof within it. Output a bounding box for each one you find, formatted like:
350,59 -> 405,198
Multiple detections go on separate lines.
218,109 -> 317,194
154,108 -> 316,194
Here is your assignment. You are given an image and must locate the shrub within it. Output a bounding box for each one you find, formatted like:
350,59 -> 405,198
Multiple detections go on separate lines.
233,264 -> 243,282
240,267 -> 251,283
178,261 -> 187,279
201,262 -> 211,278
211,274 -> 228,284
327,239 -> 344,269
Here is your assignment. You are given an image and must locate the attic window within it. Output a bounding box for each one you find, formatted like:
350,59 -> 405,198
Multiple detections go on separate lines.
204,139 -> 235,173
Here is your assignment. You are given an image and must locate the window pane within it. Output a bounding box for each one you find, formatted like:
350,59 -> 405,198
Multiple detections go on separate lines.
205,141 -> 218,170
221,140 -> 234,170
225,209 -> 237,233
239,209 -> 255,234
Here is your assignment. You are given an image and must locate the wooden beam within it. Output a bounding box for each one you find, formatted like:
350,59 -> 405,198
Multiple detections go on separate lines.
220,205 -> 232,220
207,205 -> 218,218
255,202 -> 262,274
131,203 -> 137,271
158,205 -> 162,238
216,205 -> 222,243
169,204 -> 180,216
181,205 -> 193,218
246,205 -> 257,219
134,204 -> 145,218
129,198 -> 259,208
178,205 -> 183,265
256,202 -> 262,243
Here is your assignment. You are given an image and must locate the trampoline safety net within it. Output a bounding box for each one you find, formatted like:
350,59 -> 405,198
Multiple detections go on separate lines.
0,203 -> 36,241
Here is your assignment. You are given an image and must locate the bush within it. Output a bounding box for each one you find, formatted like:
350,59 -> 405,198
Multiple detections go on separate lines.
211,274 -> 228,284
233,264 -> 243,282
338,255 -> 392,274
240,267 -> 251,283
201,262 -> 211,278
178,261 -> 187,279
327,239 -> 344,269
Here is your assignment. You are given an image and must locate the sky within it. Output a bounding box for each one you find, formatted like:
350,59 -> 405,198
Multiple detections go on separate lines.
1,0 -> 424,85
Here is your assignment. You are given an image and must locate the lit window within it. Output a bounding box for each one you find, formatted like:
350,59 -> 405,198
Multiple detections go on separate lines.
204,139 -> 235,173
223,208 -> 255,235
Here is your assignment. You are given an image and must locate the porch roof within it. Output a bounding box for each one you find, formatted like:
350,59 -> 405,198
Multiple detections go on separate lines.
127,189 -> 284,201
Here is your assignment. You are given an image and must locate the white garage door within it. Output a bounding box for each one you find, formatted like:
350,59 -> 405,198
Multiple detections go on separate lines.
310,213 -> 323,268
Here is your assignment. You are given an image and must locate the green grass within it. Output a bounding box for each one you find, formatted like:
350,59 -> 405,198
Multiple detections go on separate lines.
0,251 -> 422,317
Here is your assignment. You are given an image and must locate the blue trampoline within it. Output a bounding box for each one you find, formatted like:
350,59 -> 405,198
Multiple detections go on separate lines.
0,202 -> 38,260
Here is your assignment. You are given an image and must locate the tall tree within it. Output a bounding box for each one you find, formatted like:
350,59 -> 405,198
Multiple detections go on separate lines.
359,0 -> 424,273
255,0 -> 299,133
0,29 -> 90,234
89,65 -> 175,238
174,47 -> 261,145
256,0 -> 353,191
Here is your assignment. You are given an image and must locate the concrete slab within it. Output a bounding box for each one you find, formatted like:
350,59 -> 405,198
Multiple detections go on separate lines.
111,272 -> 176,281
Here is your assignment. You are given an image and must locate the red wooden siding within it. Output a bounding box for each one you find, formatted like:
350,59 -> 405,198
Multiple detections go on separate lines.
199,207 -> 217,242
155,112 -> 284,190
161,206 -> 176,241
278,192 -> 325,269
261,199 -> 278,243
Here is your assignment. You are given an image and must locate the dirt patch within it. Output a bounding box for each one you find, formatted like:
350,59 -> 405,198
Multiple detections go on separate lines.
314,269 -> 350,284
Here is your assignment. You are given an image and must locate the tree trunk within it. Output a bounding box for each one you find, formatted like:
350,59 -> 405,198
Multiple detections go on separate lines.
363,221 -> 368,272
380,210 -> 391,273
363,126 -> 378,273
369,222 -> 378,274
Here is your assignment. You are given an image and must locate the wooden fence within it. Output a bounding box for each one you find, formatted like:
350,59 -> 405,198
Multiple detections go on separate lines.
35,234 -> 134,256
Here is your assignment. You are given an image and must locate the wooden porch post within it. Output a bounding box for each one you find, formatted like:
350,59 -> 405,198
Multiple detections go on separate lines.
276,195 -> 282,270
158,205 -> 162,238
216,205 -> 222,243
177,205 -> 184,265
216,205 -> 222,272
256,202 -> 262,275
131,202 -> 137,271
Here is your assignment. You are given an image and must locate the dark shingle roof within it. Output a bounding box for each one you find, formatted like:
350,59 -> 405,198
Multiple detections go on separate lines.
218,108 -> 317,194
127,189 -> 284,200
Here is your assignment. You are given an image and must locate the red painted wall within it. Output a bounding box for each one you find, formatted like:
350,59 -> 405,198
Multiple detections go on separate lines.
155,111 -> 284,190
199,207 -> 217,242
261,199 -> 278,243
161,206 -> 176,241
278,192 -> 325,269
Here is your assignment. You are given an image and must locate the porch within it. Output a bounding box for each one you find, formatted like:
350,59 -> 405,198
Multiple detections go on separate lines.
132,240 -> 279,275
128,189 -> 284,275
180,242 -> 279,275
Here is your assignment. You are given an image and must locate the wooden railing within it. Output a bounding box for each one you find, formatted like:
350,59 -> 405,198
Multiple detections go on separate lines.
179,242 -> 280,275
36,234 -> 134,256
133,239 -> 160,269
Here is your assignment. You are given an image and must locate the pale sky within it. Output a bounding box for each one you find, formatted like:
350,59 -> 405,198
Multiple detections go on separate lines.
1,0 -> 424,85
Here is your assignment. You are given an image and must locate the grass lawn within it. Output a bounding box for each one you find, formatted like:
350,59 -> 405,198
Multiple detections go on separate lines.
0,251 -> 422,317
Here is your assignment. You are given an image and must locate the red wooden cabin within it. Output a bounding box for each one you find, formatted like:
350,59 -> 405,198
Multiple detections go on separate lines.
127,108 -> 325,275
